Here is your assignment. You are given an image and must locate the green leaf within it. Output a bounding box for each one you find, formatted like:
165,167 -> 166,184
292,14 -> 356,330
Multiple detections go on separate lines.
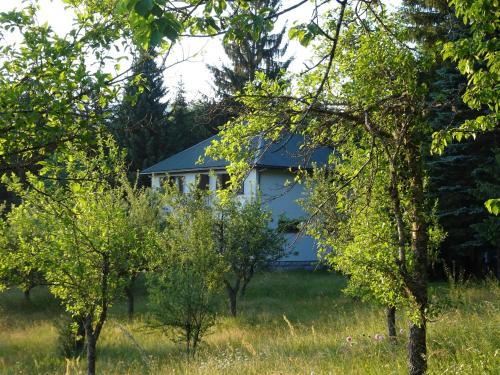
485,199 -> 500,216
149,29 -> 162,46
134,0 -> 153,17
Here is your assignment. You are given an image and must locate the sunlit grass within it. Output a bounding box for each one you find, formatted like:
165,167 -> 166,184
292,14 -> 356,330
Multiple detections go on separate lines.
0,270 -> 498,374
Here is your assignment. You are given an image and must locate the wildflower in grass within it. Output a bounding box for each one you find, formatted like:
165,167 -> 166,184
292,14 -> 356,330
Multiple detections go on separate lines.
374,333 -> 385,341
399,328 -> 404,335
346,336 -> 353,343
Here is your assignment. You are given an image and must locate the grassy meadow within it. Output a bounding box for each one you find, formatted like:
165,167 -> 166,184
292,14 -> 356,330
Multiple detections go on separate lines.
0,270 -> 498,374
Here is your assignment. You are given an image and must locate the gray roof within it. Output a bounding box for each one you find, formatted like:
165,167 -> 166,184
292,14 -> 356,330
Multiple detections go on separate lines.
141,134 -> 331,174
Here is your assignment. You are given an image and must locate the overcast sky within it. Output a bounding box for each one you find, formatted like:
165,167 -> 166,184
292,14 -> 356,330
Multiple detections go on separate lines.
2,0 -> 400,100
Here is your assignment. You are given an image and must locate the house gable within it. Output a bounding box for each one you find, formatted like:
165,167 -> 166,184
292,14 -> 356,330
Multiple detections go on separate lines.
141,134 -> 332,175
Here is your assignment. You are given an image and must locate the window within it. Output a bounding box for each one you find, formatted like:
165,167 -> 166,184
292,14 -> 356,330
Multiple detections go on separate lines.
159,175 -> 175,189
217,173 -> 230,190
216,173 -> 244,194
177,176 -> 184,193
197,174 -> 210,190
160,175 -> 184,193
277,216 -> 302,233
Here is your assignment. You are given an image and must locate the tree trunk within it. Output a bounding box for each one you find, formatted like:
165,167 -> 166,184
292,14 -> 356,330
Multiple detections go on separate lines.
84,323 -> 97,375
389,164 -> 407,269
409,315 -> 427,375
227,286 -> 238,317
240,264 -> 255,298
406,142 -> 429,375
225,278 -> 240,317
23,288 -> 30,301
240,281 -> 248,298
75,318 -> 86,356
387,306 -> 396,339
125,276 -> 136,321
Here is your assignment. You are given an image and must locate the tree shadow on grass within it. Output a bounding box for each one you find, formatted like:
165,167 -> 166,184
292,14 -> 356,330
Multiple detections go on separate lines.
0,286 -> 63,325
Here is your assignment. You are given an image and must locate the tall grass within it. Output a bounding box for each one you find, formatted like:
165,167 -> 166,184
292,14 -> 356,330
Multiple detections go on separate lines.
0,270 -> 498,374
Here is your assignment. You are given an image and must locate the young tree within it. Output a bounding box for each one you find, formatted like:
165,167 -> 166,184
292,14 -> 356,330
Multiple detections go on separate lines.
147,188 -> 225,356
213,197 -> 285,316
122,183 -> 163,320
0,209 -> 45,301
2,137 -> 149,375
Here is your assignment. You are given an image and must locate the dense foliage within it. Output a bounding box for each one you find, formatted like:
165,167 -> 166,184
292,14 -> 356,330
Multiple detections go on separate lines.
213,197 -> 285,316
0,1 -> 498,374
0,137 -> 158,374
148,189 -> 226,356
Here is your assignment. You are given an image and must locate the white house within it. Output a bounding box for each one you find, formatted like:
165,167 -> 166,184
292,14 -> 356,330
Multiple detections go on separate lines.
141,134 -> 331,266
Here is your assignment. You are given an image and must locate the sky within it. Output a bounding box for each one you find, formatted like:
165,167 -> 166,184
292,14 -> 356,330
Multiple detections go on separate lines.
2,0 -> 400,100
1,0 -> 320,101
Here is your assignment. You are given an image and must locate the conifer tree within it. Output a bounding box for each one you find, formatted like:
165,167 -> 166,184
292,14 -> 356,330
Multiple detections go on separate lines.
111,49 -> 170,178
167,80 -> 212,154
472,148 -> 500,278
402,0 -> 500,276
206,0 -> 292,120
208,0 -> 291,97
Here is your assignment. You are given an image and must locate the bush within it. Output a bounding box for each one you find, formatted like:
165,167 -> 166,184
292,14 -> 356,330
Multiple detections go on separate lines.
147,189 -> 225,356
148,264 -> 223,356
54,314 -> 86,358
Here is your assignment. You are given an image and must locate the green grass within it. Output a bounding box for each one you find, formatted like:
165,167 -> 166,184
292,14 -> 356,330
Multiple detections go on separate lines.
0,270 -> 499,374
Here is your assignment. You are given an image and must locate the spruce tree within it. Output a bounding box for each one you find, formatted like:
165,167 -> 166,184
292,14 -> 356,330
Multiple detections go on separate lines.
206,0 -> 292,120
167,80 -> 213,154
472,147 -> 500,278
402,0 -> 500,276
111,49 -> 170,178
208,0 -> 291,96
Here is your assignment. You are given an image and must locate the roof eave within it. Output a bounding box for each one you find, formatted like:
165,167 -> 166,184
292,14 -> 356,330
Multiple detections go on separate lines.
140,166 -> 230,175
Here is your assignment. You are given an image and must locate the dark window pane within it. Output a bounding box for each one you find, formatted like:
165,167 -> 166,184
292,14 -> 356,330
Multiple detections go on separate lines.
217,173 -> 230,190
237,182 -> 245,195
216,173 -> 245,193
160,176 -> 176,188
177,176 -> 184,193
197,174 -> 210,190
277,217 -> 302,233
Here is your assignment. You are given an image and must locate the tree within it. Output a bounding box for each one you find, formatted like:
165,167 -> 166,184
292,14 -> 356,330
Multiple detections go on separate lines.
427,135 -> 500,276
166,81 -> 213,154
471,148 -> 500,277
207,7 -> 438,374
433,0 -> 500,214
2,137 -> 150,375
122,181 -> 163,320
205,0 -> 292,125
111,48 -> 171,178
147,187 -> 225,356
402,0 -> 500,276
213,197 -> 285,316
0,209 -> 45,300
208,0 -> 291,98
0,4 -> 125,176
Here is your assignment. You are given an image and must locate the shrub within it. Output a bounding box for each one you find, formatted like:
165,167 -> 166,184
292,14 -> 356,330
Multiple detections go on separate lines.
54,314 -> 86,359
147,190 -> 225,356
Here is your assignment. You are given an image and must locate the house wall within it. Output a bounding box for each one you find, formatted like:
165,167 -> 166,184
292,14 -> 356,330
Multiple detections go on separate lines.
258,169 -> 318,264
150,168 -> 319,265
151,170 -> 258,198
